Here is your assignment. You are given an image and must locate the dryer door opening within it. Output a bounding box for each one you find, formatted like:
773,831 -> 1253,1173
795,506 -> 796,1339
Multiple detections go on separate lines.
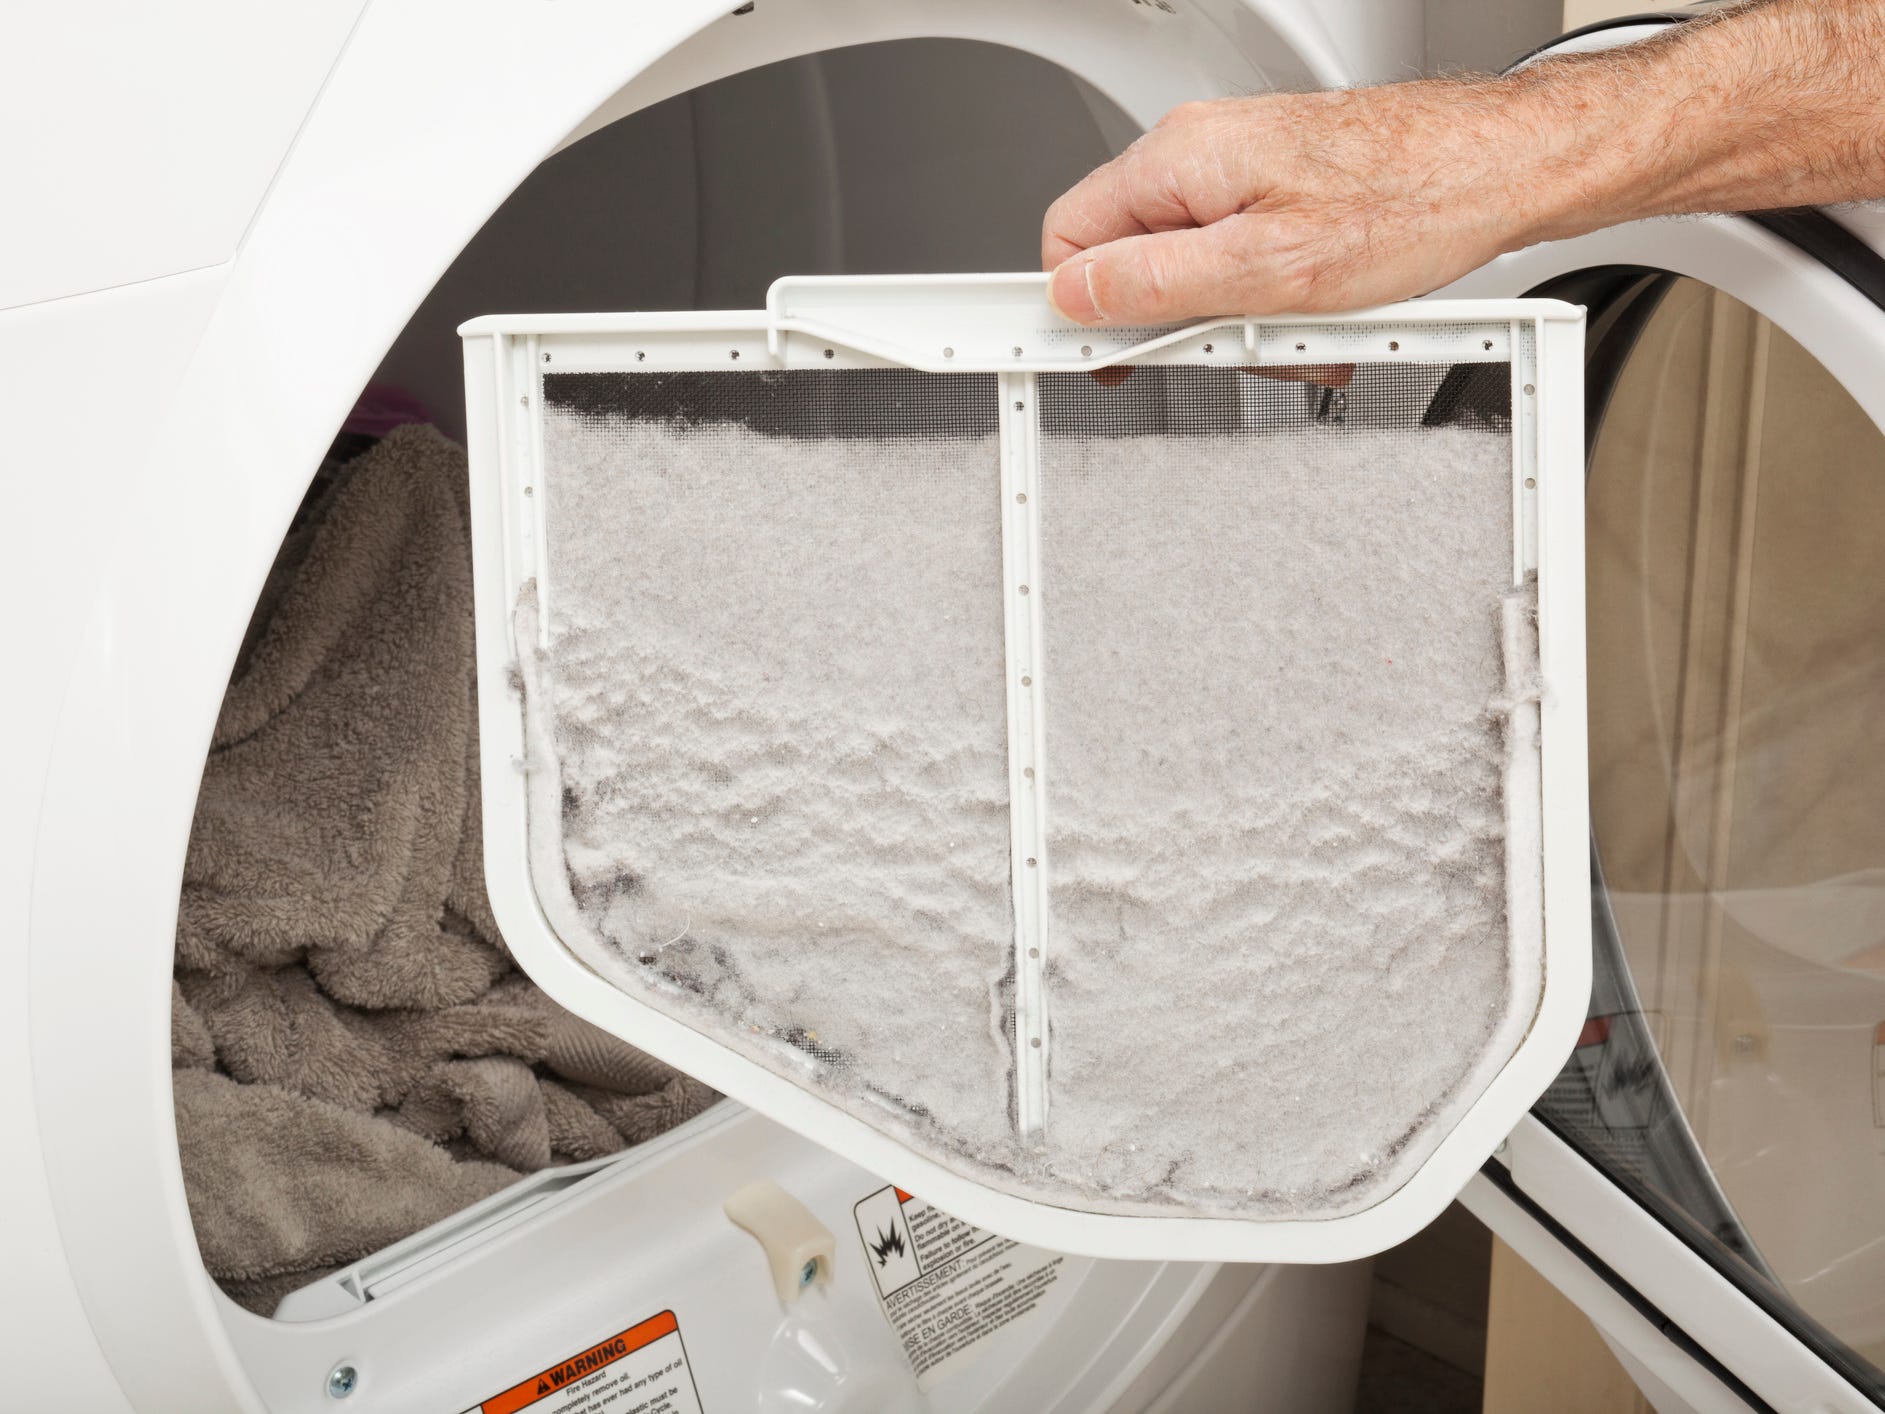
1438,221 -> 1885,1412
167,32 -> 1388,1414
1532,264 -> 1885,1405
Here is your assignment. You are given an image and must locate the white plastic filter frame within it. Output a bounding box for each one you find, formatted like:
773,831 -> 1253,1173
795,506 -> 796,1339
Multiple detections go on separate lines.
461,273 -> 1590,1263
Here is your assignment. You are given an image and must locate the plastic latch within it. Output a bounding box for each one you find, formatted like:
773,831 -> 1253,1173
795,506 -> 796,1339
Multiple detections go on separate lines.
724,1180 -> 837,1305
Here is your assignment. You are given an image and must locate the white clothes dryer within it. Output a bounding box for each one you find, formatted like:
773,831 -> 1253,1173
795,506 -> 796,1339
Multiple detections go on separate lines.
17,5 -> 1883,1411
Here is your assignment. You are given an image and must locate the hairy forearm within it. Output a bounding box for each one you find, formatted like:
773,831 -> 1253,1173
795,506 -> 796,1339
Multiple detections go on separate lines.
1039,0 -> 1885,322
1504,0 -> 1885,244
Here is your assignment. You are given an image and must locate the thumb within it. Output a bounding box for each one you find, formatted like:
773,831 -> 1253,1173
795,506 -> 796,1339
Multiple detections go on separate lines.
1048,217 -> 1288,326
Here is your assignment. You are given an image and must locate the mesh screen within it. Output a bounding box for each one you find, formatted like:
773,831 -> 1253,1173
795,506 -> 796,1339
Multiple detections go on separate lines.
545,368 -> 998,440
524,358 -> 1534,1220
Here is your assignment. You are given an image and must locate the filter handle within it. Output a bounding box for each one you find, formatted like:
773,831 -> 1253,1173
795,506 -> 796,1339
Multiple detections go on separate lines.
765,272 -> 1245,372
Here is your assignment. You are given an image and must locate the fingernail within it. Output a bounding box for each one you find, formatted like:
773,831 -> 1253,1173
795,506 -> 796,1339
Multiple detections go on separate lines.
1049,258 -> 1102,324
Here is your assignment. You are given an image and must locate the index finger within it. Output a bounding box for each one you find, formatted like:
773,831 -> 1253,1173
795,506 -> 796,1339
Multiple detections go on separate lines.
1041,121 -> 1231,272
1043,104 -> 1266,270
1041,149 -> 1152,270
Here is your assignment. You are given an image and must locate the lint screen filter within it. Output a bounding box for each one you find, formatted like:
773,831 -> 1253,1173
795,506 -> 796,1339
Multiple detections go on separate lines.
522,363 -> 1538,1220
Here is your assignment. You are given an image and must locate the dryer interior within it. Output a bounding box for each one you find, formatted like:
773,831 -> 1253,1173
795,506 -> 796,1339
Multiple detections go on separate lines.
171,38 -> 1126,1320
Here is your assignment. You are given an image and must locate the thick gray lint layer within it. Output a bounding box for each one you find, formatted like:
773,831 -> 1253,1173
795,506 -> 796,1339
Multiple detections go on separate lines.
530,410 -> 1533,1219
1035,428 -> 1517,1211
538,414 -> 1019,1162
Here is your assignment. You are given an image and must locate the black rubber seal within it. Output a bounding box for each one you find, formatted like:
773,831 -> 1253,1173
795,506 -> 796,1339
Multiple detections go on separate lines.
1507,12 -> 1693,71
1747,208 -> 1885,314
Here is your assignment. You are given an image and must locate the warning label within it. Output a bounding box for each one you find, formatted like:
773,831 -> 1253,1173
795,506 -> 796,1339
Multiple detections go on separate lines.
461,1310 -> 703,1414
853,1186 -> 1064,1390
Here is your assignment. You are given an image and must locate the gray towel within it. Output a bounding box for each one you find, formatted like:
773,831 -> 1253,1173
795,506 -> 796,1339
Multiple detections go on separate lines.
173,424 -> 714,1311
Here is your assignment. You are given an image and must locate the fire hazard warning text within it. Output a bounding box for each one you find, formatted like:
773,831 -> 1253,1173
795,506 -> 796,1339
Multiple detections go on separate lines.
853,1185 -> 1064,1391
461,1309 -> 703,1414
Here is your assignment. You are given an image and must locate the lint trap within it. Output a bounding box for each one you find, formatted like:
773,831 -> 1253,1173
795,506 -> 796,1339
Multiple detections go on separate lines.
461,274 -> 1589,1262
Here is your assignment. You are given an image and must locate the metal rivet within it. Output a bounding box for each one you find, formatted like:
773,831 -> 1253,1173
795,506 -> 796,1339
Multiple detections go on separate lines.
635,351 -> 645,362
943,346 -> 955,358
1483,339 -> 1494,351
823,348 -> 835,360
1023,767 -> 1034,779
1203,342 -> 1214,353
1080,344 -> 1092,357
1021,675 -> 1032,686
326,1364 -> 358,1400
1015,492 -> 1027,504
1018,584 -> 1029,595
1524,476 -> 1536,489
1388,340 -> 1400,352
1026,857 -> 1037,868
798,1258 -> 819,1287
542,353 -> 552,364
1295,342 -> 1306,352
1524,383 -> 1536,396
1030,1037 -> 1042,1048
1012,346 -> 1024,357
1014,400 -> 1025,412
1028,947 -> 1040,959
519,394 -> 529,406
524,486 -> 534,497
730,349 -> 741,360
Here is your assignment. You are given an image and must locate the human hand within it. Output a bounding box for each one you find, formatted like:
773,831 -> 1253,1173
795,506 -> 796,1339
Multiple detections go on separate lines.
1041,81 -> 1574,326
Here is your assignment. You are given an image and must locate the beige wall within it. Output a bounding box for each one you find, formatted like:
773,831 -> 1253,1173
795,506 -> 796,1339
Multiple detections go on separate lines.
1562,0 -> 1663,27
1485,1240 -> 1653,1413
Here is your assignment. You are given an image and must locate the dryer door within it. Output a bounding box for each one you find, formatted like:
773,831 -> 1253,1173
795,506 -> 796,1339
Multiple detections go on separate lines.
1439,19 -> 1885,1409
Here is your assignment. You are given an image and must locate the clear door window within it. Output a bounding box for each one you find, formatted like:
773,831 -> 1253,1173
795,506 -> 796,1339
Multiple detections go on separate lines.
1546,273 -> 1885,1395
